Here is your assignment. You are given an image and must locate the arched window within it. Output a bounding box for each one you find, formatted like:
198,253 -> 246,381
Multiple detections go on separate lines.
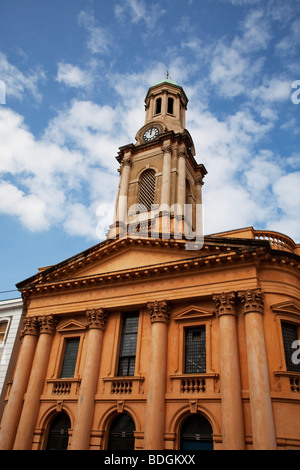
46,413 -> 71,450
167,97 -> 174,114
155,97 -> 162,114
180,414 -> 213,450
138,169 -> 156,211
107,413 -> 135,450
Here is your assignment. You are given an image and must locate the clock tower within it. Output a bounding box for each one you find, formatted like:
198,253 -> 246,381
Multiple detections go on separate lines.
108,78 -> 207,242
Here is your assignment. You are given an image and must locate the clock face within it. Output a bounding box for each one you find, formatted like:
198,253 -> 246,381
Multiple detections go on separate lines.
143,127 -> 159,142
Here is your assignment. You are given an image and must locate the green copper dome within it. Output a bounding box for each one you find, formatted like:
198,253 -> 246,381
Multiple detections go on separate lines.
154,78 -> 179,86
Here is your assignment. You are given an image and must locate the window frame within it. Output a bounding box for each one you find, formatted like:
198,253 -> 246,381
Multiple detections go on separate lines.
280,320 -> 300,373
55,331 -> 84,380
59,336 -> 81,379
173,307 -> 214,375
184,326 -> 207,374
117,312 -> 140,377
0,317 -> 10,348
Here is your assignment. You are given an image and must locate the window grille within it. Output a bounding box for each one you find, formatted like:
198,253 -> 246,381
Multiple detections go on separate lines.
60,337 -> 80,378
281,322 -> 300,372
138,169 -> 156,211
185,327 -> 206,374
118,313 -> 139,377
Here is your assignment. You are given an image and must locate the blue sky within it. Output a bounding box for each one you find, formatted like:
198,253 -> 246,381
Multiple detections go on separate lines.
0,0 -> 299,300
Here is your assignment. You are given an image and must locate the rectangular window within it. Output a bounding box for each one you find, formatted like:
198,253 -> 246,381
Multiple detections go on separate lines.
281,322 -> 300,373
118,312 -> 139,377
185,326 -> 206,374
60,337 -> 80,378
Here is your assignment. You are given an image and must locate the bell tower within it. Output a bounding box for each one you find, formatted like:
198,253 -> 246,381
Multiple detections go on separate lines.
108,78 -> 207,241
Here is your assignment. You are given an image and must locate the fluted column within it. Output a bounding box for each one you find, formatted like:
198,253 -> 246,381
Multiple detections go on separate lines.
239,289 -> 277,450
144,301 -> 170,450
13,315 -> 57,450
214,293 -> 245,449
0,317 -> 39,450
70,308 -> 108,450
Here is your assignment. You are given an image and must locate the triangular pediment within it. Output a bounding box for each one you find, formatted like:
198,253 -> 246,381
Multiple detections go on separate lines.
174,305 -> 214,322
17,233 -> 272,290
57,319 -> 86,332
271,300 -> 300,318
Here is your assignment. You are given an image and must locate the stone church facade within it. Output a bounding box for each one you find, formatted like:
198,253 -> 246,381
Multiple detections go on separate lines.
0,79 -> 299,450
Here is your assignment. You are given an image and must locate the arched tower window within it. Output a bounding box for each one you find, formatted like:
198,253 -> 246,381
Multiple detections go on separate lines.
167,97 -> 174,114
155,97 -> 162,114
46,413 -> 71,450
180,414 -> 213,450
138,169 -> 156,211
107,413 -> 135,450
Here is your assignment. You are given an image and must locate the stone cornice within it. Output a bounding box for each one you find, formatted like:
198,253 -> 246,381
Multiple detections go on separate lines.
16,236 -> 300,298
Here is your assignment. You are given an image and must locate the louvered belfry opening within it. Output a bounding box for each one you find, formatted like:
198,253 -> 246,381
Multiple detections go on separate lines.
138,169 -> 156,212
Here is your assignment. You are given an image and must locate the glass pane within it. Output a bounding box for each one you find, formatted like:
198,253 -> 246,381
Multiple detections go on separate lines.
185,327 -> 206,373
282,322 -> 300,372
60,338 -> 80,378
118,313 -> 139,376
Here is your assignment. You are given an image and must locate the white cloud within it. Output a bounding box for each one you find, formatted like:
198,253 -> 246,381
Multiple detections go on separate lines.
0,51 -> 45,102
78,10 -> 111,55
56,62 -> 92,89
0,104 -> 118,238
114,0 -> 165,29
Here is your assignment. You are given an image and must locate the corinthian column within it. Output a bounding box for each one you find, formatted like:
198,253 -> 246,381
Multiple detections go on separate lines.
70,308 -> 108,450
13,315 -> 57,450
214,293 -> 245,449
144,301 -> 170,450
0,317 -> 39,450
239,289 -> 277,450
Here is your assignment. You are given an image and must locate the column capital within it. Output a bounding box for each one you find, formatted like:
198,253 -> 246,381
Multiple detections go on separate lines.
213,292 -> 237,317
121,154 -> 132,169
38,315 -> 57,335
86,308 -> 108,330
238,289 -> 264,315
162,145 -> 172,155
147,300 -> 170,324
178,149 -> 187,158
22,316 -> 39,337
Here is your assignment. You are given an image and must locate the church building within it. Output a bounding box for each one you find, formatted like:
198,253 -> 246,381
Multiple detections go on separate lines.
0,79 -> 299,450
